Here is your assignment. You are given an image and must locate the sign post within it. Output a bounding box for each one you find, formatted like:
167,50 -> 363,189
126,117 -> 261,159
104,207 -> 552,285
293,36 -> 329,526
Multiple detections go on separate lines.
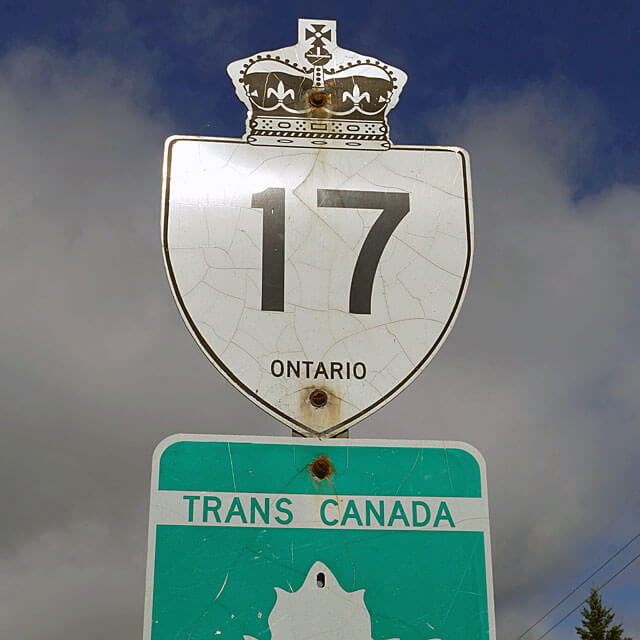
144,435 -> 495,640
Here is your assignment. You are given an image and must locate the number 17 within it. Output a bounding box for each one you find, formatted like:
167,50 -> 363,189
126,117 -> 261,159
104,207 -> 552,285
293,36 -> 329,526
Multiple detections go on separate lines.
251,188 -> 410,315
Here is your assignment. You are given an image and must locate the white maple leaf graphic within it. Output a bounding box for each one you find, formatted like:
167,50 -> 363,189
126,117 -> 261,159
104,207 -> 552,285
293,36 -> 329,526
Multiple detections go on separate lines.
244,561 -> 399,640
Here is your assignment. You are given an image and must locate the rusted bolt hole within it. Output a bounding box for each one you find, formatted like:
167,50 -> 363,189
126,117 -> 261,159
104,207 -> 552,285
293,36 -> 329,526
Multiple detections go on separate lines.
317,572 -> 325,588
311,454 -> 333,480
309,389 -> 328,408
308,91 -> 328,108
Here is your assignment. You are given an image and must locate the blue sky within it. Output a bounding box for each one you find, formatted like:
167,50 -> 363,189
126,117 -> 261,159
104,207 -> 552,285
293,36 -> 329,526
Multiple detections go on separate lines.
0,2 -> 638,640
1,0 -> 637,191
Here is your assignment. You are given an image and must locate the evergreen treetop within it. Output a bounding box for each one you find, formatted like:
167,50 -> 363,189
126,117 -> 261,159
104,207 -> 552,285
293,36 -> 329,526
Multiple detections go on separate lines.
575,587 -> 631,640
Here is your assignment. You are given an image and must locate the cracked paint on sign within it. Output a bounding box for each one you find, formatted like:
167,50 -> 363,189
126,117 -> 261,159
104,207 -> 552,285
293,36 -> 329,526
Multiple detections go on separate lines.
143,435 -> 495,640
162,139 -> 473,435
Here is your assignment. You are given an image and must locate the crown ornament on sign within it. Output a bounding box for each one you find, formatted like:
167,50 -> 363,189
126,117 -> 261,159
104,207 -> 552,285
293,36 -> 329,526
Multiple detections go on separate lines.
227,19 -> 407,150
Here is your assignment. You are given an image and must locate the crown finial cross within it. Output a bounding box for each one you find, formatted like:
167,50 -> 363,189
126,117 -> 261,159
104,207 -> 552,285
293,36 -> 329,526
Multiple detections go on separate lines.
305,24 -> 332,45
304,23 -> 333,68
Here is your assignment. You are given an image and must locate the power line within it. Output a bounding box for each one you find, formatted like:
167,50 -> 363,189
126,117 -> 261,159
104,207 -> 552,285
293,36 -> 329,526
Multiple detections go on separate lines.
533,549 -> 640,640
518,531 -> 640,639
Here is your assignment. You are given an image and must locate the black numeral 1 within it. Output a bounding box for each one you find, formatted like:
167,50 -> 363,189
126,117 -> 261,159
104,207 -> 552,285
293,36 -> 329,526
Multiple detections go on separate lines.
251,187 -> 285,311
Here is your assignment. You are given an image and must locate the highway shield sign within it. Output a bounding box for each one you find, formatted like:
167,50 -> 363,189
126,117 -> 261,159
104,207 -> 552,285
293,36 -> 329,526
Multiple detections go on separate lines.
162,140 -> 472,436
161,19 -> 473,437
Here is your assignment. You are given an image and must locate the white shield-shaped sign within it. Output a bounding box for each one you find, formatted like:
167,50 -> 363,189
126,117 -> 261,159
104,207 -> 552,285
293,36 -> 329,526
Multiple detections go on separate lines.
161,19 -> 473,436
162,139 -> 472,436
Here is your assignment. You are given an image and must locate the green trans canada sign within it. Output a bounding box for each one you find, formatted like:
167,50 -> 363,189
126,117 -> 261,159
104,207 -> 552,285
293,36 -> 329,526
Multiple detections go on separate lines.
144,436 -> 496,640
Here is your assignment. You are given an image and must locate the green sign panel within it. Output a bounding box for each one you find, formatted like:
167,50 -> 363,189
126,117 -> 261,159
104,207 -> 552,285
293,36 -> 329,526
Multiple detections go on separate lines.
144,436 -> 495,640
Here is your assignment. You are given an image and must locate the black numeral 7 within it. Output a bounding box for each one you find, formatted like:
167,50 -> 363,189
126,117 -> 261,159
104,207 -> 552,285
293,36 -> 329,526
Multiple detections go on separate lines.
252,188 -> 410,314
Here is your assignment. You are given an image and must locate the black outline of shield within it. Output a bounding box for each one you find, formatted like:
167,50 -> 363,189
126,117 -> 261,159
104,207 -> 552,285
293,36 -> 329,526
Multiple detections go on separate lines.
161,137 -> 473,437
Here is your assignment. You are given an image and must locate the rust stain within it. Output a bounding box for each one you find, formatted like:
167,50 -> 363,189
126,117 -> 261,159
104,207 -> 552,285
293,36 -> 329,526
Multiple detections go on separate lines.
308,90 -> 329,109
299,384 -> 343,432
303,83 -> 335,120
310,454 -> 334,480
309,389 -> 328,408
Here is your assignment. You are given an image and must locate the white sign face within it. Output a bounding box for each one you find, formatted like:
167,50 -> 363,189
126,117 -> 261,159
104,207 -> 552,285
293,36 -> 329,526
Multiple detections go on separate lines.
162,139 -> 473,436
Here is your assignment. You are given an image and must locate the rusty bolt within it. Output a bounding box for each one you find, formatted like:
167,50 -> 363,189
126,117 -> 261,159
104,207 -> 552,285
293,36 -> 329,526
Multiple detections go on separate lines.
308,90 -> 328,109
311,455 -> 334,480
309,389 -> 328,408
